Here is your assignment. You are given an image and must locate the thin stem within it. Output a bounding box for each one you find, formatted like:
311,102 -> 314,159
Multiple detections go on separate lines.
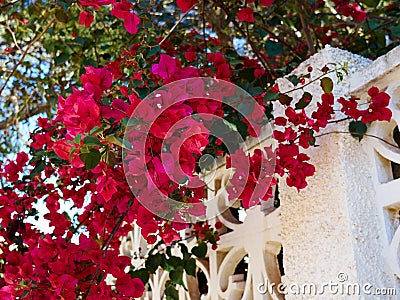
282,68 -> 339,94
82,204 -> 132,299
0,0 -> 19,9
6,23 -> 22,52
327,117 -> 351,124
213,0 -> 276,79
295,0 -> 316,55
202,0 -> 208,68
315,130 -> 400,149
66,205 -> 100,242
0,18 -> 56,97
159,4 -> 196,45
101,208 -> 130,251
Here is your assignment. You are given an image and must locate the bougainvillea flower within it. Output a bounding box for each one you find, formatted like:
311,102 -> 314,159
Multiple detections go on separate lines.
111,1 -> 141,34
79,11 -> 94,28
176,0 -> 196,13
237,7 -> 254,22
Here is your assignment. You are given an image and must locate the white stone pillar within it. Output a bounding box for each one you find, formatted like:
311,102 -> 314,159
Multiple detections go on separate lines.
275,46 -> 399,299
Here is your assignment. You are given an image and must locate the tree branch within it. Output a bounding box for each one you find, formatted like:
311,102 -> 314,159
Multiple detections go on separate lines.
295,0 -> 316,55
0,103 -> 50,130
0,18 -> 56,97
315,130 -> 400,149
212,0 -> 277,80
0,0 -> 19,9
159,4 -> 196,45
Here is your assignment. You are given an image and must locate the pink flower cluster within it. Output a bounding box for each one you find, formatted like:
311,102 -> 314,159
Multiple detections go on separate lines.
79,0 -> 140,34
338,86 -> 392,123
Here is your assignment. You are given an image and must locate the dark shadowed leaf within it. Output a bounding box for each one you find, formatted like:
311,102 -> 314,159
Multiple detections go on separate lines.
130,268 -> 150,284
278,93 -> 293,105
360,0 -> 380,7
264,40 -> 283,58
165,286 -> 179,300
79,149 -> 101,170
295,92 -> 313,109
184,258 -> 196,276
192,242 -> 207,258
349,121 -> 367,141
287,75 -> 300,86
83,136 -> 101,146
55,9 -> 68,23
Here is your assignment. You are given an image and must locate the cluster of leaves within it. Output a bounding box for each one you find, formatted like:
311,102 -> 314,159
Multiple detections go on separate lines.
0,0 -> 398,298
133,238 -> 211,299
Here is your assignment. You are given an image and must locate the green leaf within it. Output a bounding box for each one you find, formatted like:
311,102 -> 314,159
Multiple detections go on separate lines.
169,266 -> 185,285
73,37 -> 87,47
239,69 -> 256,82
130,268 -> 150,284
267,16 -> 281,26
55,52 -> 70,66
83,59 -> 98,67
308,129 -> 316,146
79,149 -> 101,170
248,86 -> 263,96
139,0 -> 151,8
360,0 -> 379,7
178,176 -> 188,184
179,243 -> 190,260
264,40 -> 283,58
57,0 -> 73,11
392,25 -> 400,37
55,9 -> 68,23
105,136 -> 131,150
295,92 -> 312,109
263,91 -> 279,103
320,77 -> 333,93
96,272 -> 104,283
221,119 -> 238,132
72,134 -> 82,145
184,258 -> 196,276
137,87 -> 150,99
287,75 -> 300,86
137,53 -> 147,68
349,121 -> 367,141
199,155 -> 214,171
165,285 -> 179,300
145,253 -> 163,273
83,136 -> 101,146
147,45 -> 160,56
165,256 -> 182,272
30,160 -> 46,178
254,28 -> 268,39
90,126 -> 103,135
21,290 -> 29,298
192,242 -> 207,258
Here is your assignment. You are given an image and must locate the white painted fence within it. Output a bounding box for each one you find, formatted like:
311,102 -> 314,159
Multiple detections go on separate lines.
120,45 -> 400,299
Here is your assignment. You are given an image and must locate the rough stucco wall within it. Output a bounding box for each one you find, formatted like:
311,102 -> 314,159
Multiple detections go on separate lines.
275,46 -> 398,299
338,124 -> 398,296
341,46 -> 400,297
279,131 -> 359,300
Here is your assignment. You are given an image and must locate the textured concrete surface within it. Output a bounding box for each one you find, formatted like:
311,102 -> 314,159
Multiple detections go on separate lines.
275,45 -> 400,299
